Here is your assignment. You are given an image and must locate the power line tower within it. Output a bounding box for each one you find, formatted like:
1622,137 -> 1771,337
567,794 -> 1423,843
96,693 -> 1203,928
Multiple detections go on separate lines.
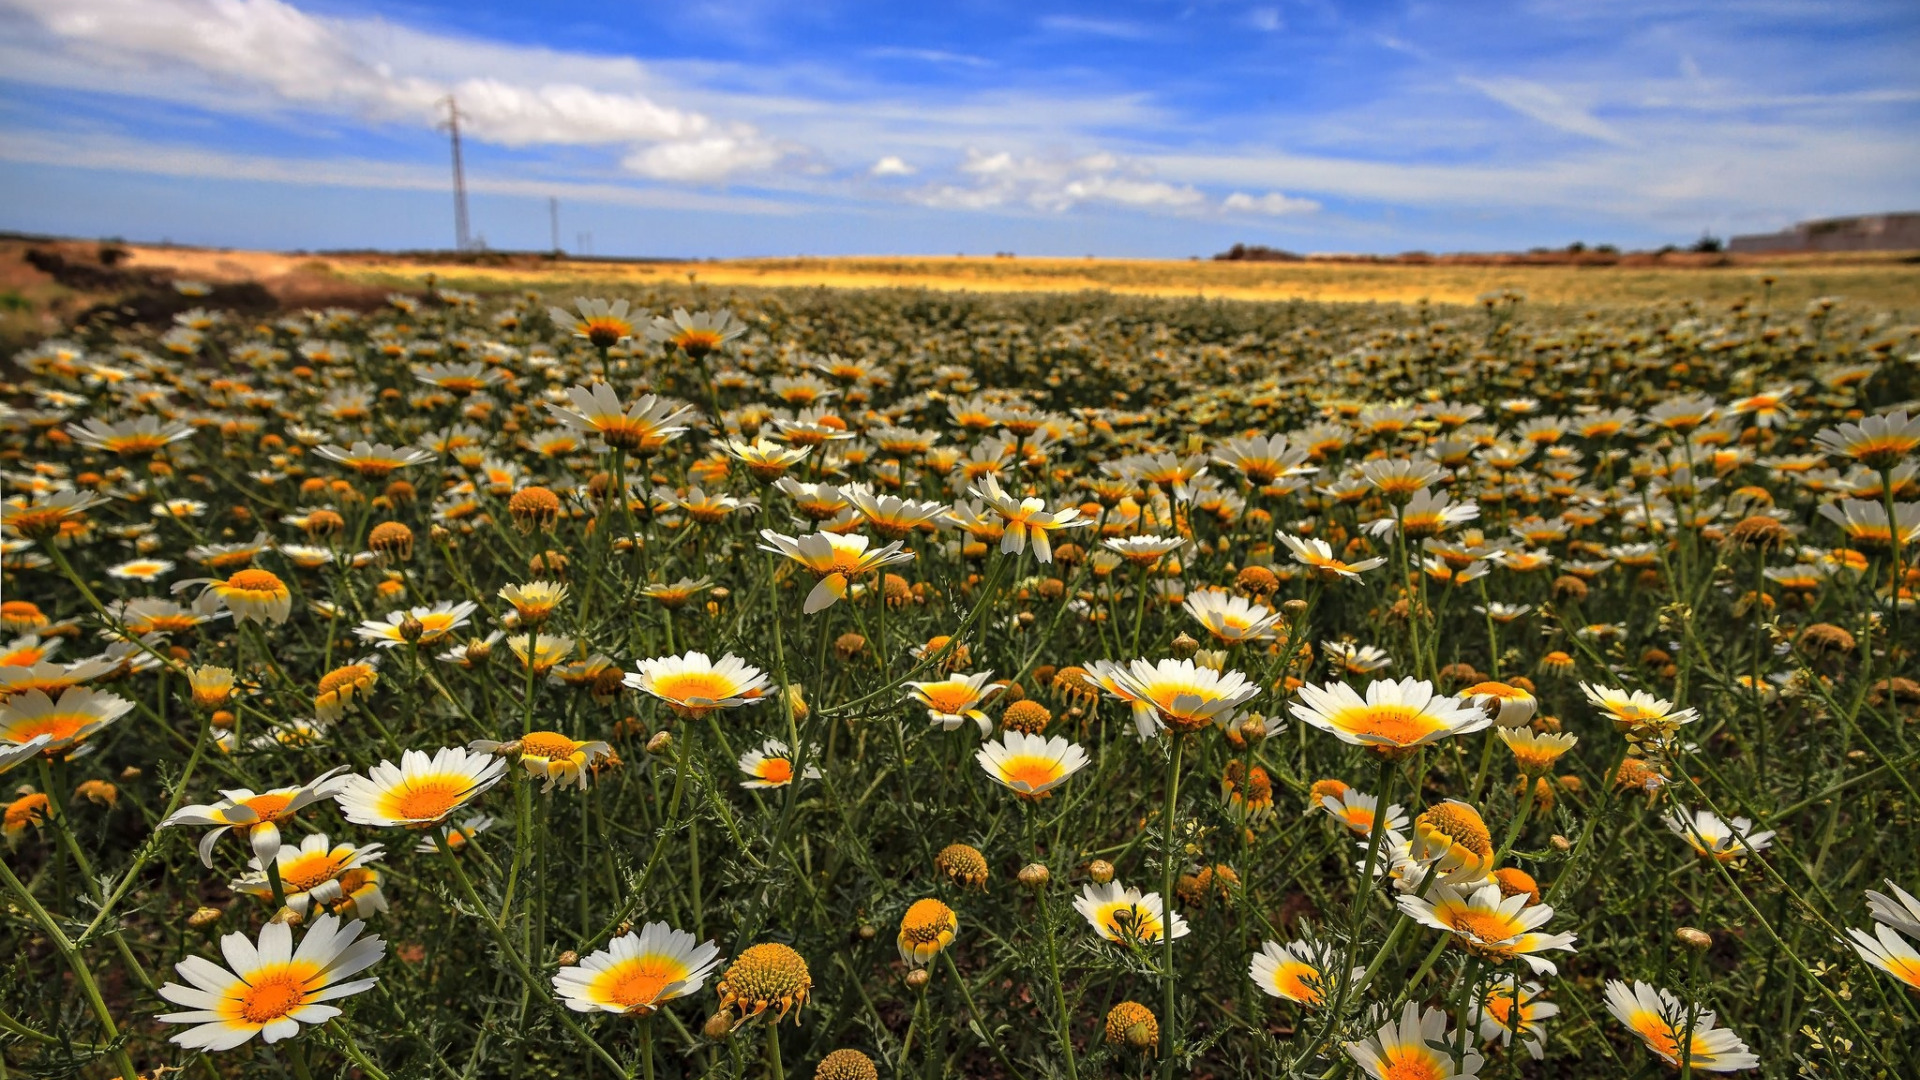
438,96 -> 471,252
549,197 -> 560,255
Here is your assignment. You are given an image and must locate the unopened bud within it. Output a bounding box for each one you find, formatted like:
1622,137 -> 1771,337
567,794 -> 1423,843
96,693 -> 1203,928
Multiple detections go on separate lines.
709,586 -> 731,601
646,731 -> 673,755
187,906 -> 223,928
1088,859 -> 1115,884
703,1011 -> 734,1040
270,907 -> 303,926
785,684 -> 809,723
1283,599 -> 1309,618
119,766 -> 142,781
1550,834 -> 1572,852
464,636 -> 494,663
905,968 -> 931,992
1018,863 -> 1051,889
1238,715 -> 1268,742
1171,632 -> 1199,658
557,950 -> 580,966
398,614 -> 425,643
857,924 -> 877,941
1676,927 -> 1713,951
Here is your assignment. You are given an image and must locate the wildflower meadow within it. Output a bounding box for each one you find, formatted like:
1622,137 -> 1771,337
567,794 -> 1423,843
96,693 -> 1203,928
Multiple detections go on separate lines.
1,281 -> 1917,1080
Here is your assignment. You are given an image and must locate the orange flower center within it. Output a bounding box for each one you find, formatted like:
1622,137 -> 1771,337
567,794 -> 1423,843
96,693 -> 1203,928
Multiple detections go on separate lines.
521,732 -> 581,759
757,758 -> 794,785
225,569 -> 286,595
999,755 -> 1060,790
236,967 -> 314,1025
389,778 -> 469,822
1335,704 -> 1442,745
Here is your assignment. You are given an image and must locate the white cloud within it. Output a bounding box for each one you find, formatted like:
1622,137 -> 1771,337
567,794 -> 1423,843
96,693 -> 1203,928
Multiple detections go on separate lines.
914,149 -> 1203,213
623,133 -> 784,182
870,155 -> 916,176
1037,15 -> 1151,40
1224,191 -> 1321,215
1248,8 -> 1284,32
1457,76 -> 1633,146
1,0 -> 782,177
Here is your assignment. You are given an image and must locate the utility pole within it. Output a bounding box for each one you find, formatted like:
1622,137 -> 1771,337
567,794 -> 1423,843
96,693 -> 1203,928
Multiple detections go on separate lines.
549,197 -> 561,255
439,96 -> 471,252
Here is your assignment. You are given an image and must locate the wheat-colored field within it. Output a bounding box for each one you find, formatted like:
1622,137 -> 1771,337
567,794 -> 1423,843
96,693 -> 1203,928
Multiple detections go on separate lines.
117,245 -> 1920,311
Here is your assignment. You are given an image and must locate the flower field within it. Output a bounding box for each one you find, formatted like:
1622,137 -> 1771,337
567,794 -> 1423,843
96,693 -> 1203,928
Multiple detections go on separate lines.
1,281 -> 1917,1080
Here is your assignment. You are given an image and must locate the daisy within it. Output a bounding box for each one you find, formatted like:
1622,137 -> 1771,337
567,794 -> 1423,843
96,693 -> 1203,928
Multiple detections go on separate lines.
1398,881 -> 1577,974
182,568 -> 294,625
312,441 -> 435,479
1291,678 -> 1488,755
354,601 -> 478,648
231,834 -> 385,916
1318,785 -> 1408,841
897,898 -> 958,968
66,415 -> 193,456
976,730 -> 1089,800
1463,681 -> 1536,727
1499,728 -> 1578,775
1103,535 -> 1188,566
550,296 -> 637,348
470,731 -> 613,792
1212,434 -> 1314,486
0,686 -> 133,756
722,436 -> 813,482
757,529 -> 915,614
0,735 -> 52,775
1,490 -> 108,540
1848,923 -> 1920,990
546,384 -> 697,454
107,557 -> 175,581
1277,532 -> 1387,580
1347,1002 -> 1482,1080
906,670 -> 1000,734
1865,880 -> 1920,938
1249,939 -> 1357,1007
1814,408 -> 1920,469
335,748 -> 508,829
1604,980 -> 1759,1072
1323,640 -> 1394,675
1183,589 -> 1284,644
1580,683 -> 1699,742
554,922 -> 724,1016
1665,808 -> 1775,863
968,475 -> 1088,563
646,307 -> 745,359
737,738 -> 820,789
627,652 -> 771,717
156,914 -> 384,1050
845,487 -> 948,540
1096,657 -> 1261,736
1470,976 -> 1557,1060
162,766 -> 351,866
1075,880 -> 1188,945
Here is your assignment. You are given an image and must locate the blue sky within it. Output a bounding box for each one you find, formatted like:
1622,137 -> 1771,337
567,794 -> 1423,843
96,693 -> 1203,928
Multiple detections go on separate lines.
1,0 -> 1916,257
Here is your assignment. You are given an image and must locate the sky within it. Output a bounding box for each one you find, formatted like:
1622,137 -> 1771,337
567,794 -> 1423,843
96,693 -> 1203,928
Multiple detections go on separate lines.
0,0 -> 1916,258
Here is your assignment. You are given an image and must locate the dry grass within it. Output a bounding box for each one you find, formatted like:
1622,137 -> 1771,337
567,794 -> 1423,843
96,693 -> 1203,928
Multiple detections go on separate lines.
100,244 -> 1920,312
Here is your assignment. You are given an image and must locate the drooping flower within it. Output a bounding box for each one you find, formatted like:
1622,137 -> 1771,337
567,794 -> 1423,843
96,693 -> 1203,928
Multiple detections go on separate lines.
897,898 -> 958,968
161,766 -> 351,866
1604,980 -> 1759,1072
470,731 -> 613,792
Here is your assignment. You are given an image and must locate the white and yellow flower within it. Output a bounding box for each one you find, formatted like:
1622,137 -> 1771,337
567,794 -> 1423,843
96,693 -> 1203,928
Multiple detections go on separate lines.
1346,1002 -> 1482,1080
758,529 -> 915,613
1470,976 -> 1556,1060
157,914 -> 384,1051
626,652 -> 771,717
969,475 -> 1088,563
906,670 -> 1000,734
1291,678 -> 1488,755
0,686 -> 133,757
1075,880 -> 1188,945
161,766 -> 351,866
355,601 -> 478,648
975,730 -> 1089,800
553,922 -> 723,1016
737,738 -> 820,789
470,731 -> 613,792
1317,785 -> 1408,841
1249,939 -> 1357,1007
231,834 -> 385,916
335,748 -> 507,829
1183,589 -> 1284,644
1091,657 -> 1260,737
1604,980 -> 1759,1072
1398,880 -> 1577,974
1664,808 -> 1774,863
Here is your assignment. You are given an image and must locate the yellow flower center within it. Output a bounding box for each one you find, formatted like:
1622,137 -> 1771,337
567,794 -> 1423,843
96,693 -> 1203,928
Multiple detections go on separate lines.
8,713 -> 91,742
386,778 -> 469,822
597,955 -> 691,1010
1380,1049 -> 1446,1080
1332,704 -> 1442,745
234,965 -> 317,1025
1273,961 -> 1324,1004
650,671 -> 741,703
756,758 -> 794,785
241,793 -> 295,821
281,851 -> 348,892
521,731 -> 581,759
225,569 -> 286,596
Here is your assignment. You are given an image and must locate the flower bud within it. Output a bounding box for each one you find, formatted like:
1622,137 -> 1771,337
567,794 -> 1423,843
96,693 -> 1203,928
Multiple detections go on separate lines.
1676,927 -> 1713,951
646,731 -> 673,755
557,950 -> 580,966
1171,632 -> 1199,658
1550,834 -> 1572,852
187,906 -> 223,928
703,1011 -> 734,1040
1018,863 -> 1051,889
1088,859 -> 1115,884
905,968 -> 931,992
